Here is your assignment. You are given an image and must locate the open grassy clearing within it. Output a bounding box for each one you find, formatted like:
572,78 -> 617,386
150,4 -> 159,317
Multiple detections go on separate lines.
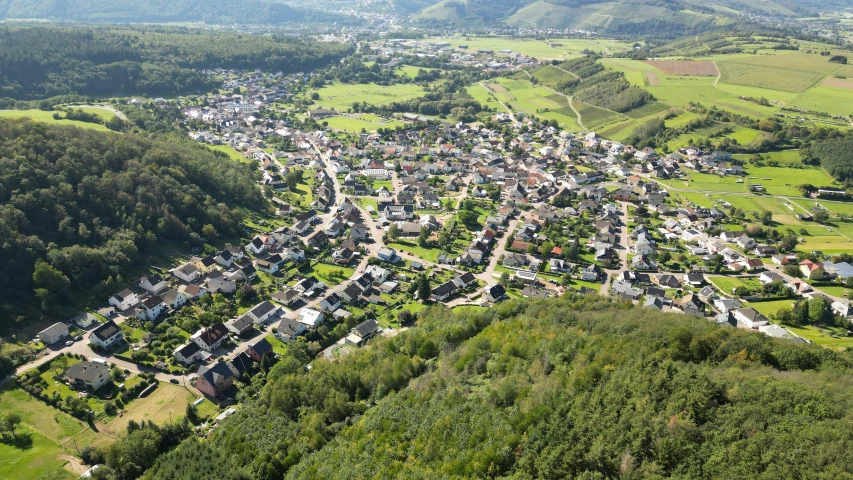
644,60 -> 718,75
733,149 -> 801,165
387,241 -> 442,263
747,299 -> 797,317
313,83 -> 426,111
106,382 -> 202,432
664,165 -> 836,197
207,144 -> 252,164
0,110 -> 113,132
709,276 -> 760,294
785,323 -> 853,350
714,83 -> 800,104
0,427 -> 73,480
797,236 -> 853,255
394,65 -> 439,78
298,263 -> 354,287
717,62 -> 824,93
648,85 -> 778,118
574,101 -> 624,129
324,113 -> 405,132
788,85 -> 853,117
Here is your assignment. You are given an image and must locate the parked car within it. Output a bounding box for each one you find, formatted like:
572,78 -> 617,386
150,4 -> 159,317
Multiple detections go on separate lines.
169,379 -> 179,384
65,340 -> 73,347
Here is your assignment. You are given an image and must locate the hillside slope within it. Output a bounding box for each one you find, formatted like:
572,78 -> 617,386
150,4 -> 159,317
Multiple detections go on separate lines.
0,0 -> 303,23
413,0 -> 825,29
0,119 -> 265,331
148,297 -> 853,479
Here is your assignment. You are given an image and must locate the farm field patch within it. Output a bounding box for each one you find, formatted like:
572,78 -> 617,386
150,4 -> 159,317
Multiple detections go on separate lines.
716,62 -> 823,93
647,85 -> 777,118
0,110 -> 112,132
421,37 -> 631,60
313,83 -> 426,110
324,114 -> 405,132
643,60 -> 718,75
788,85 -> 853,117
574,101 -> 624,129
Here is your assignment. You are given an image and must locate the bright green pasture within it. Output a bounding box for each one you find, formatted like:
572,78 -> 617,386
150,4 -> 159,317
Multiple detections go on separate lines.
0,110 -> 111,132
313,83 -> 426,110
324,114 -> 405,132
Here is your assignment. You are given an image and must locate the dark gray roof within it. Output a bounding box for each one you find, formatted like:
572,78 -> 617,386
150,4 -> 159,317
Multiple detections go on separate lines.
92,320 -> 122,342
65,361 -> 108,382
352,319 -> 379,338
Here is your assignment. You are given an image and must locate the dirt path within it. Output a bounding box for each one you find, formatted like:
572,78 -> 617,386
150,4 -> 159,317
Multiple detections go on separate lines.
712,61 -> 721,87
481,82 -> 515,121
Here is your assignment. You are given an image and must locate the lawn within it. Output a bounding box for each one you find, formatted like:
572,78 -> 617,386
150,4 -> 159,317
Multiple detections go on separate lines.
784,324 -> 853,350
106,382 -> 198,431
354,196 -> 379,216
797,236 -> 853,255
709,276 -> 760,295
208,144 -> 252,164
788,84 -> 853,117
395,65 -> 439,78
0,110 -> 112,132
298,263 -> 354,287
0,387 -> 89,446
747,299 -> 796,317
324,113 -> 405,133
387,241 -> 442,263
313,83 -> 426,111
0,427 -> 73,480
265,334 -> 289,355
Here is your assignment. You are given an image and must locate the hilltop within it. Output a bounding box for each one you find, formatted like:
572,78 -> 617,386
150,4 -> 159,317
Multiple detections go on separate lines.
143,297 -> 853,479
411,0 -> 825,30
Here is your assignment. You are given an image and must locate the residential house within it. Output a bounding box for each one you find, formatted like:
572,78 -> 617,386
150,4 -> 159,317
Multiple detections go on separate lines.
225,315 -> 255,336
673,294 -> 704,316
206,277 -> 237,295
319,293 -> 342,312
90,320 -> 124,349
63,361 -> 110,392
247,338 -> 274,362
38,322 -> 69,345
484,284 -> 507,303
171,263 -> 201,283
431,281 -> 457,302
581,264 -> 601,282
227,352 -> 254,378
138,275 -> 167,294
799,260 -> 826,280
191,322 -> 229,351
276,317 -> 307,342
196,362 -> 234,398
682,273 -> 705,287
136,295 -> 167,322
734,307 -> 769,328
246,301 -> 278,324
109,289 -> 139,311
173,342 -> 204,365
345,319 -> 380,347
297,308 -> 324,329
161,288 -> 187,310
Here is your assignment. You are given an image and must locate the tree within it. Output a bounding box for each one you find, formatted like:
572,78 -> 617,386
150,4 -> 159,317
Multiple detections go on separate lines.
51,355 -> 68,376
814,210 -> 830,224
397,310 -> 413,325
657,250 -> 671,265
388,223 -> 400,240
32,260 -> 70,298
540,241 -> 555,256
784,264 -> 802,278
201,224 -> 218,239
418,227 -> 430,248
0,412 -> 22,439
417,274 -> 431,301
759,210 -> 773,226
457,210 -> 479,229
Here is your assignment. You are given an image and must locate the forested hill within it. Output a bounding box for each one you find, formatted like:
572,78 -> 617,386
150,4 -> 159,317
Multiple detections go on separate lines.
409,0 -> 825,30
143,297 -> 853,479
0,119 -> 265,331
0,27 -> 354,98
0,0 -> 302,24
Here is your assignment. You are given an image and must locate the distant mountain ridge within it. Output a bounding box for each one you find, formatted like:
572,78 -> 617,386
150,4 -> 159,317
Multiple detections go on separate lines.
0,0 -> 305,23
407,0 -> 828,30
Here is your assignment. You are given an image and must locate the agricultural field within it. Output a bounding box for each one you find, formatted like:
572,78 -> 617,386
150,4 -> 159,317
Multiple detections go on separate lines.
483,77 -> 586,131
421,36 -> 633,60
644,60 -> 718,76
0,110 -> 112,132
665,165 -> 836,197
717,62 -> 823,93
312,83 -> 426,110
324,113 -> 405,132
394,65 -> 439,78
573,100 -> 624,130
788,85 -> 853,117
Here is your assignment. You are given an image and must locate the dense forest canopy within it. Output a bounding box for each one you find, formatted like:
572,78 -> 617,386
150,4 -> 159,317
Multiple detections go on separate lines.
130,297 -> 853,479
0,119 -> 265,330
803,137 -> 853,183
0,27 -> 354,98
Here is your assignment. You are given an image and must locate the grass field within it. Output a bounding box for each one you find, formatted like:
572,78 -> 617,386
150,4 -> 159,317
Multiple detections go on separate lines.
789,84 -> 853,117
717,62 -> 824,93
0,110 -> 112,132
208,144 -> 251,164
106,382 -> 199,431
664,165 -> 836,197
574,101 -> 624,129
298,263 -> 354,287
324,113 -> 405,133
395,65 -> 439,79
0,427 -> 73,480
748,299 -> 796,317
313,83 -> 426,111
387,241 -> 442,262
709,276 -> 760,294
